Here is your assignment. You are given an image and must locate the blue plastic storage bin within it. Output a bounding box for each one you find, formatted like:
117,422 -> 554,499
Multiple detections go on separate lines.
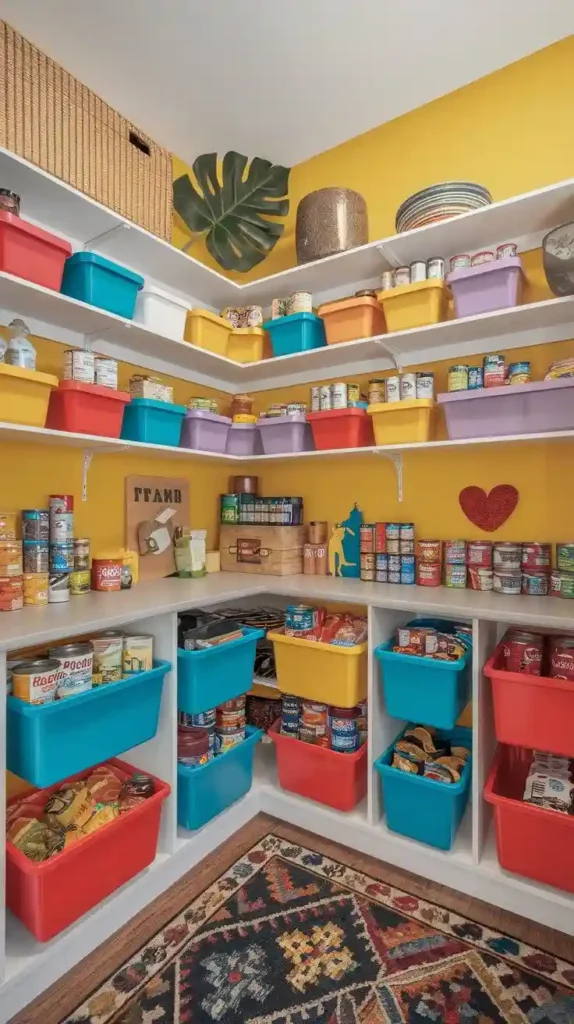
178,627 -> 264,714
178,725 -> 262,830
375,619 -> 472,729
61,252 -> 144,319
7,660 -> 170,788
121,397 -> 186,446
375,725 -> 472,850
263,312 -> 326,357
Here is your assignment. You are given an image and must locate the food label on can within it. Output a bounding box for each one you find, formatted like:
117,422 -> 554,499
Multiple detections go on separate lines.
400,373 -> 416,400
415,372 -> 434,399
319,385 -> 332,411
95,357 -> 118,389
70,570 -> 91,595
63,348 -> 95,383
91,637 -> 123,684
123,635 -> 154,674
385,377 -> 401,402
51,648 -> 93,698
311,387 -> 321,412
331,383 -> 347,409
12,663 -> 60,703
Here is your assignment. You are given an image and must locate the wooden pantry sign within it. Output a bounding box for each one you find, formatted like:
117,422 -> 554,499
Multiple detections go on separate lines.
125,475 -> 190,581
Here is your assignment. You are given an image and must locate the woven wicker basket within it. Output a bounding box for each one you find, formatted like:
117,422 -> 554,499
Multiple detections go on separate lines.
0,20 -> 173,240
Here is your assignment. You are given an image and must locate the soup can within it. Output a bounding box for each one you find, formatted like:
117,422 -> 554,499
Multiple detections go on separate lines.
23,572 -> 48,606
50,542 -> 75,572
410,260 -> 427,283
70,570 -> 91,596
493,542 -> 521,571
74,538 -> 91,571
467,541 -> 493,567
556,543 -> 574,573
521,571 -> 550,596
123,635 -> 154,674
394,266 -> 410,287
11,658 -> 61,704
400,373 -> 416,400
502,630 -> 543,675
91,631 -> 124,684
0,512 -> 17,540
48,572 -> 70,603
21,509 -> 49,541
49,642 -> 93,698
216,727 -> 245,754
331,383 -> 347,409
509,361 -> 531,385
549,636 -> 574,680
319,385 -> 332,411
91,557 -> 122,591
0,541 -> 22,576
427,257 -> 445,280
23,540 -> 49,573
385,376 -> 401,403
467,566 -> 493,591
493,570 -> 521,595
448,365 -> 468,392
415,372 -> 434,399
380,270 -> 395,291
388,570 -> 401,584
311,386 -> 321,412
330,708 -> 360,752
347,382 -> 360,403
368,379 -> 386,404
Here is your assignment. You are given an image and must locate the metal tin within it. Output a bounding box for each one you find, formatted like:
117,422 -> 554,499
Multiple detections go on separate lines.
63,348 -> 95,384
21,509 -> 49,541
445,563 -> 467,588
559,572 -> 574,599
376,569 -> 388,583
448,365 -> 468,391
288,291 -> 313,314
380,270 -> 395,291
399,539 -> 414,555
467,366 -> 483,390
376,553 -> 388,569
375,523 -> 387,552
50,494 -> 73,513
450,254 -> 472,271
180,709 -> 216,729
493,570 -> 521,595
91,557 -> 122,591
50,512 -> 74,543
400,522 -> 414,540
417,540 -> 442,563
360,525 -> 376,553
319,385 -> 332,411
347,382 -> 360,403
557,543 -> 574,573
400,373 -> 416,400
415,372 -> 434,399
23,573 -> 48,606
331,382 -> 347,409
360,554 -> 375,570
122,635 -> 154,674
216,728 -> 246,753
521,571 -> 550,596
467,541 -> 493,567
493,542 -> 521,571
388,555 -> 401,571
394,266 -> 410,287
385,376 -> 401,403
0,512 -> 17,541
48,572 -> 70,603
11,658 -> 61,704
386,538 -> 400,554
410,260 -> 427,283
484,367 -> 507,388
417,562 -> 441,586
0,189 -> 20,215
483,354 -> 506,371
360,567 -> 374,582
23,540 -> 49,573
311,386 -> 321,412
330,709 -> 359,753
386,523 -> 401,540
388,569 -> 401,584
508,361 -> 531,385
427,257 -> 445,280
467,566 -> 493,591
550,569 -> 563,597
502,629 -> 544,674
400,555 -> 416,584
522,542 -> 551,569
94,356 -> 118,389
220,494 -> 239,524
91,631 -> 124,684
549,636 -> 574,678
74,537 -> 90,571
49,642 -> 93,698
471,250 -> 495,265
0,576 -> 23,612
0,541 -> 21,577
444,539 -> 466,564
496,242 -> 518,259
70,569 -> 90,595
50,542 -> 75,572
368,379 -> 386,404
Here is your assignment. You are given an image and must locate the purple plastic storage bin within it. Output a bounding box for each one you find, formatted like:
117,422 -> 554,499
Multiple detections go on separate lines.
180,409 -> 231,452
226,423 -> 263,456
257,414 -> 315,454
438,379 -> 574,439
448,256 -> 523,318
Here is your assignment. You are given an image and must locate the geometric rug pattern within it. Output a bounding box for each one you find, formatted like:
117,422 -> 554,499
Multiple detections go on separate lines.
62,834 -> 574,1023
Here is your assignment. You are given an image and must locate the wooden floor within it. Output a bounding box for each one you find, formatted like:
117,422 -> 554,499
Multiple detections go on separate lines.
10,813 -> 574,1024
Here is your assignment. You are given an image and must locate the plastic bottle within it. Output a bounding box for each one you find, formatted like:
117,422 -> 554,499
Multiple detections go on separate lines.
5,319 -> 36,370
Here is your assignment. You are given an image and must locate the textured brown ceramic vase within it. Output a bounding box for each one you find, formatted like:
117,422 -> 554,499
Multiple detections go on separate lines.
295,187 -> 368,264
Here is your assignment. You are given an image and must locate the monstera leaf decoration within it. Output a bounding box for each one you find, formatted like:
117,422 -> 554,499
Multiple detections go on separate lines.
173,151 -> 290,273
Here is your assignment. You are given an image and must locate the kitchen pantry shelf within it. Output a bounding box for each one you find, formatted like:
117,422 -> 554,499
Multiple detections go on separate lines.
2,268 -> 574,394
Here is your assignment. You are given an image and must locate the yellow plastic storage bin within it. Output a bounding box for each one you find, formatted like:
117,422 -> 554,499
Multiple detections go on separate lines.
227,327 -> 268,363
267,630 -> 367,708
184,309 -> 231,356
0,364 -> 58,426
377,279 -> 447,333
368,399 -> 435,445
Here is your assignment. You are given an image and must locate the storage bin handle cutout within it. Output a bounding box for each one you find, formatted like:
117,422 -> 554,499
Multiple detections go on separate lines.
228,540 -> 271,564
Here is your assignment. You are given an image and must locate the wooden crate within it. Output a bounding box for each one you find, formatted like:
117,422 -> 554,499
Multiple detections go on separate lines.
0,20 -> 172,240
220,525 -> 305,576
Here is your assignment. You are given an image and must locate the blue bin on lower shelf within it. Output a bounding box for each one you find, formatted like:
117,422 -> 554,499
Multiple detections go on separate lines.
178,627 -> 264,714
375,619 -> 472,729
61,251 -> 144,319
121,398 -> 186,446
7,660 -> 170,788
375,725 -> 472,851
178,725 -> 262,830
263,312 -> 326,357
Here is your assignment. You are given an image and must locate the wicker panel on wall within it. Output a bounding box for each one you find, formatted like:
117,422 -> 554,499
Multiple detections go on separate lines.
0,20 -> 173,240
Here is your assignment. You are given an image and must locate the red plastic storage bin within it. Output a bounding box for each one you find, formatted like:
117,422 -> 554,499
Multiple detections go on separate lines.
307,409 -> 375,450
484,745 -> 574,893
6,758 -> 170,940
46,380 -> 131,437
484,644 -> 574,757
268,720 -> 367,810
0,210 -> 72,290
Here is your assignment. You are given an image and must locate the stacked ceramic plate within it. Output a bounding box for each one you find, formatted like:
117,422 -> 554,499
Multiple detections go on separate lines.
395,182 -> 492,233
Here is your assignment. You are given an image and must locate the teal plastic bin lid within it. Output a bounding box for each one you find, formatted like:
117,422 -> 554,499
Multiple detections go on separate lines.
262,312 -> 321,330
128,397 -> 186,415
66,251 -> 144,288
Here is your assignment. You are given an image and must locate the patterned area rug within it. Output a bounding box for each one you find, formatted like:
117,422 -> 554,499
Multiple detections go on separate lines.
64,833 -> 574,1023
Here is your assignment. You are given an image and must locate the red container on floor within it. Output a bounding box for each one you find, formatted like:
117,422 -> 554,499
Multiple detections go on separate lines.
307,409 -> 375,450
46,380 -> 131,437
0,210 -> 72,290
268,720 -> 367,810
484,745 -> 574,893
6,758 -> 170,940
484,644 -> 574,757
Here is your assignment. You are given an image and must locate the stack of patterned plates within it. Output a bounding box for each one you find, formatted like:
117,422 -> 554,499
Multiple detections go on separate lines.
395,182 -> 492,233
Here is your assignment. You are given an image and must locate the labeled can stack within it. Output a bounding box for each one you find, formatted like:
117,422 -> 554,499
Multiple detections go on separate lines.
178,694 -> 247,765
448,352 -> 531,392
63,350 -> 118,388
46,496 -> 91,603
280,693 -> 368,752
416,537 -> 561,596
360,522 -> 415,584
0,512 -> 23,611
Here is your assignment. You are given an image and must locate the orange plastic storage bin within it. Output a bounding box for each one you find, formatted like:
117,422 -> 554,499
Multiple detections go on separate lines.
268,721 -> 367,810
484,644 -> 574,757
6,758 -> 170,940
318,295 -> 386,345
377,279 -> 448,332
0,210 -> 71,290
484,744 -> 574,893
307,408 -> 374,449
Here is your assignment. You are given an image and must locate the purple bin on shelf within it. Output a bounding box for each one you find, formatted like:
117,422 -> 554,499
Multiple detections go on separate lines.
257,414 -> 315,455
226,423 -> 263,456
438,379 -> 574,439
448,256 -> 523,318
180,409 -> 231,452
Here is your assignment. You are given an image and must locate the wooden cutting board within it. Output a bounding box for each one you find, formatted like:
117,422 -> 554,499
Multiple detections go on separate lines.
125,475 -> 190,581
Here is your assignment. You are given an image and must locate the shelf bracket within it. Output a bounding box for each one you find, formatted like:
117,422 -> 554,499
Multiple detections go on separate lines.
373,450 -> 403,502
375,338 -> 403,373
81,444 -> 132,501
81,450 -> 93,502
82,327 -> 115,351
84,222 -> 130,251
375,241 -> 405,269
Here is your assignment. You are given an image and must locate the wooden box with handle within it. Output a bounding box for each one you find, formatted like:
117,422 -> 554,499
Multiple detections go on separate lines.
219,525 -> 305,576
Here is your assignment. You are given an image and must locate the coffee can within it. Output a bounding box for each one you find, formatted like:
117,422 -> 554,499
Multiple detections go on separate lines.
415,372 -> 434,399
385,376 -> 401,403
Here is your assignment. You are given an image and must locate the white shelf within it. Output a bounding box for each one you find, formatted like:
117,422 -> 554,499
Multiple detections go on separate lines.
0,421 -> 241,461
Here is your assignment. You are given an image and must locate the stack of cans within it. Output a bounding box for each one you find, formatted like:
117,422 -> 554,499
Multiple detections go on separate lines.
360,522 -> 415,584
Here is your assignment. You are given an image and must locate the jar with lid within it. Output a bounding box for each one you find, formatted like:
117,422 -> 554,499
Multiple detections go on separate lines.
231,393 -> 254,418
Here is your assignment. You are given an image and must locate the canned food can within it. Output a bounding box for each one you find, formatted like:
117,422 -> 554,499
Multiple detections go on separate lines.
448,365 -> 469,391
385,376 -> 401,402
557,543 -> 574,573
493,542 -> 521,571
550,569 -> 563,597
400,373 -> 416,400
400,565 -> 416,585
386,522 -> 400,540
559,572 -> 574,599
91,631 -> 124,684
50,542 -> 75,572
360,524 -> 376,552
50,494 -> 73,513
388,570 -> 401,584
493,570 -> 521,595
21,509 -> 49,541
63,348 -> 95,384
289,291 -> 312,314
549,636 -> 574,679
122,635 -> 154,674
319,385 -> 332,411
445,563 -> 467,588
311,386 -> 321,412
467,366 -> 483,390
450,254 -> 471,271
361,565 -> 375,582
483,354 -> 506,371
394,266 -> 410,287
49,642 -> 93,698
467,566 -> 493,591
361,554 -> 375,569
330,717 -> 359,752
347,382 -> 360,403
74,537 -> 90,571
521,571 -> 550,596
484,367 -> 508,388
23,573 -> 48,606
70,569 -> 90,595
400,522 -> 414,540
220,494 -> 239,524
94,356 -> 118,389
496,243 -> 518,259
508,361 -> 531,385
50,512 -> 74,543
444,539 -> 467,564
399,539 -> 415,554
410,260 -> 427,283
11,658 -> 61,703
388,554 -> 401,571
522,542 -> 551,569
380,270 -> 395,291
215,727 -> 246,754
368,379 -> 386,404
180,709 -> 216,729
376,569 -> 388,583
91,558 -> 122,591
48,572 -> 70,603
0,575 -> 23,611
415,372 -> 434,399
375,523 -> 387,553
0,512 -> 17,540
376,553 -> 388,569
467,541 -> 493,567
245,304 -> 263,326
417,539 -> 441,563
23,540 -> 49,573
331,382 -> 347,409
502,630 -> 543,674
417,562 -> 441,587
427,257 -> 445,280
472,250 -> 495,265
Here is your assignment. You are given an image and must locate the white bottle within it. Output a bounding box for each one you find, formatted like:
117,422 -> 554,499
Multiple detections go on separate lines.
5,318 -> 36,370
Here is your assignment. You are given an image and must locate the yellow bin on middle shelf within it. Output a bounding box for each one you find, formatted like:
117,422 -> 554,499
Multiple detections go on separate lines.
267,630 -> 367,708
227,327 -> 270,363
368,399 -> 435,445
184,309 -> 231,356
377,279 -> 448,333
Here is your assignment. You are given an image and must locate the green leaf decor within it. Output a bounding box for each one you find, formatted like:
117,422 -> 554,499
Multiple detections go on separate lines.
173,151 -> 290,273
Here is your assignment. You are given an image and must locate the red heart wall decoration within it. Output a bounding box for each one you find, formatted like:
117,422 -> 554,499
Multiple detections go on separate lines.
459,485 -> 519,532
